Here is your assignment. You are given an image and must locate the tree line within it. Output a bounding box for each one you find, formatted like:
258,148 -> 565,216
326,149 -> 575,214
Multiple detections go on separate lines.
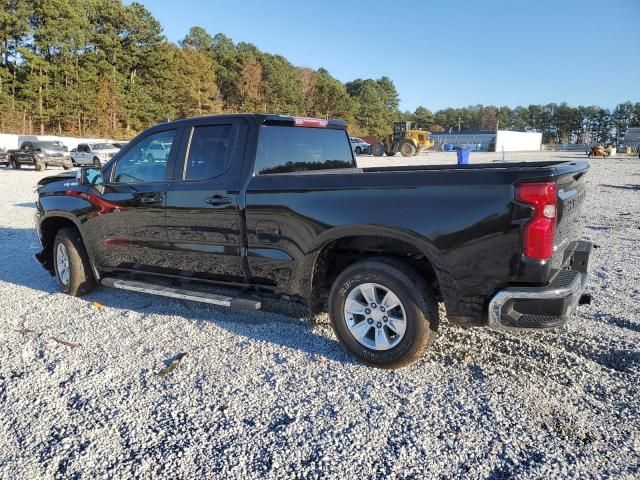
1,0 -> 638,144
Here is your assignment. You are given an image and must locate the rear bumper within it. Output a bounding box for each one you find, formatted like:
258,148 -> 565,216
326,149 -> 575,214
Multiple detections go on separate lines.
488,240 -> 592,331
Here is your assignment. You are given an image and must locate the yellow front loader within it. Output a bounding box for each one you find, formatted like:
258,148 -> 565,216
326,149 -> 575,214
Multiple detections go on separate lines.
370,122 -> 434,157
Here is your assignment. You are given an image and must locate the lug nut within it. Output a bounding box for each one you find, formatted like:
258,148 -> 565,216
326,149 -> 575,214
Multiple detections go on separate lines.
380,306 -> 386,312
383,316 -> 388,322
371,303 -> 377,308
367,318 -> 373,324
376,322 -> 382,328
364,308 -> 371,314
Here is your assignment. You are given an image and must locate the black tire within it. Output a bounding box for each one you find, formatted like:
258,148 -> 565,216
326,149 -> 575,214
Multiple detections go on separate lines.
93,157 -> 101,168
371,143 -> 385,157
35,162 -> 46,171
328,258 -> 439,369
62,164 -> 71,170
10,157 -> 20,169
400,141 -> 417,157
53,227 -> 96,296
355,147 -> 362,155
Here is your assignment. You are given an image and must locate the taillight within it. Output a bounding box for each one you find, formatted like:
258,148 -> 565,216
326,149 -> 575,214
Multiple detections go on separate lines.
515,181 -> 557,260
293,117 -> 328,128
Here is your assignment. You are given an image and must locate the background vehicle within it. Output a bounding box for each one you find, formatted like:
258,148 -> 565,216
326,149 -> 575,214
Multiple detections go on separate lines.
34,114 -> 591,368
371,122 -> 434,157
112,142 -> 128,149
8,141 -> 72,171
0,148 -> 8,167
144,141 -> 171,162
588,145 -> 610,158
72,142 -> 119,167
350,137 -> 370,155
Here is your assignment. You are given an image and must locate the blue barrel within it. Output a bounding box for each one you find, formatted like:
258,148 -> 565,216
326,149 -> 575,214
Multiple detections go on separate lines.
457,149 -> 470,164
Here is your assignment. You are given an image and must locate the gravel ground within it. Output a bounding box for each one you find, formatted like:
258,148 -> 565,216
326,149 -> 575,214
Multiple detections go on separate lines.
0,152 -> 639,479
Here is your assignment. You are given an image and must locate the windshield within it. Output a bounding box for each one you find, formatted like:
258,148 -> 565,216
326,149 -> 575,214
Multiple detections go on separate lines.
91,143 -> 115,150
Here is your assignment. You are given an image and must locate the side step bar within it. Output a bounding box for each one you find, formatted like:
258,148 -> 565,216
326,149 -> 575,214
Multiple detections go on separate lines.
101,278 -> 261,310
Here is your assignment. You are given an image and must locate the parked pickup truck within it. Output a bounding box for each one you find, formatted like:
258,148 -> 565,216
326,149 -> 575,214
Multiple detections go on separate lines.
71,142 -> 120,167
33,114 -> 592,368
8,140 -> 72,171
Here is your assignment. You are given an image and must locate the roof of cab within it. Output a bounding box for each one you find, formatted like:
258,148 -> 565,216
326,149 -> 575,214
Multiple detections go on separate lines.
151,114 -> 347,130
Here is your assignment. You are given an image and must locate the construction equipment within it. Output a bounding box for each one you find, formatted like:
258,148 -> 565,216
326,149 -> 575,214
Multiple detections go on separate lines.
370,122 -> 434,157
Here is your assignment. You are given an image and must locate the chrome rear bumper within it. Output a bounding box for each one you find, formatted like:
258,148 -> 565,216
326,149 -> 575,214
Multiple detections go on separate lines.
488,241 -> 592,331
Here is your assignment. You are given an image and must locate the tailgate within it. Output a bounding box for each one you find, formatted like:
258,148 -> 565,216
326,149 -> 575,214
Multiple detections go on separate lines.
552,162 -> 589,268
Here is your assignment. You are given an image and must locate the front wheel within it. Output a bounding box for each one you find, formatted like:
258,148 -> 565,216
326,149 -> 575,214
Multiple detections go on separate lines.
10,157 -> 20,169
329,258 -> 438,368
53,228 -> 96,296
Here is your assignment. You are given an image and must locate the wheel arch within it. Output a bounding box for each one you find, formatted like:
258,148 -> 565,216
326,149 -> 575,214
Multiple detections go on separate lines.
38,214 -> 99,279
306,226 -> 449,314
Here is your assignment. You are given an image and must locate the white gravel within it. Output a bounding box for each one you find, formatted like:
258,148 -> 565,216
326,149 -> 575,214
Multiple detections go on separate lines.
0,152 -> 639,478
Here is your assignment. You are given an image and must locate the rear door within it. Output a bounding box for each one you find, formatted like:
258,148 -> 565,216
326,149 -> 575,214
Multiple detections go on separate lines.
83,127 -> 181,273
18,142 -> 32,164
77,144 -> 88,165
163,118 -> 248,283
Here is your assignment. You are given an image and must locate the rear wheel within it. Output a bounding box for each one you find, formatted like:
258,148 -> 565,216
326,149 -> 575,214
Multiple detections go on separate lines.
400,141 -> 417,157
10,157 -> 20,169
53,228 -> 96,296
355,146 -> 362,155
329,258 -> 438,368
371,143 -> 385,157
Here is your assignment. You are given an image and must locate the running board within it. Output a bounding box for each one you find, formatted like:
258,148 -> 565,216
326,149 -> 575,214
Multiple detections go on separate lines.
101,278 -> 261,310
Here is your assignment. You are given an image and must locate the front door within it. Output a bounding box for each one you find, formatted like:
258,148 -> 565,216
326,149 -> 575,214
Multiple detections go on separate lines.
163,119 -> 247,283
83,128 -> 180,274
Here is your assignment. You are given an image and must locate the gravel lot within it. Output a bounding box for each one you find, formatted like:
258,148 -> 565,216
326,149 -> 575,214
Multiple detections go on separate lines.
1,152 -> 639,478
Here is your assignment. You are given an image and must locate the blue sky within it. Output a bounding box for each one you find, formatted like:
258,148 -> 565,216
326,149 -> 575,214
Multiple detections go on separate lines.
137,0 -> 640,112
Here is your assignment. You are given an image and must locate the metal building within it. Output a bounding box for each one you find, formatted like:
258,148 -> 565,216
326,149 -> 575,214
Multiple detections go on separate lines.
624,127 -> 640,147
429,130 -> 496,152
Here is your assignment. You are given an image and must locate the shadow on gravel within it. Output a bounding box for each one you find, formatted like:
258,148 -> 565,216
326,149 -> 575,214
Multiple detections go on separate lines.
0,227 -> 353,365
595,312 -> 640,333
602,184 -> 640,191
82,288 -> 353,364
0,227 -> 56,292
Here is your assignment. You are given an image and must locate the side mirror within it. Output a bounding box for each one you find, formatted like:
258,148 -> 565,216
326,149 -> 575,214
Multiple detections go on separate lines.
76,167 -> 104,186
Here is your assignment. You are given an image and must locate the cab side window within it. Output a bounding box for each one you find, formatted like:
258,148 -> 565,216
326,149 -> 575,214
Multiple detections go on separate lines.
184,125 -> 233,180
112,130 -> 176,183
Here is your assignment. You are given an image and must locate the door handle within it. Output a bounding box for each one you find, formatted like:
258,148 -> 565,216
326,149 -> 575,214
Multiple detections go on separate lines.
206,195 -> 232,206
140,194 -> 163,204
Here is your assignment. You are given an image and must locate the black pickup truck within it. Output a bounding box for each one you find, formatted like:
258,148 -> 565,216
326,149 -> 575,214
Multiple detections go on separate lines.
8,140 -> 73,171
34,114 -> 592,368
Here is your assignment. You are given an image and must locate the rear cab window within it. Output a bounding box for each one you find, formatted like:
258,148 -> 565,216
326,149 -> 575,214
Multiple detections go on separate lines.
255,126 -> 355,175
